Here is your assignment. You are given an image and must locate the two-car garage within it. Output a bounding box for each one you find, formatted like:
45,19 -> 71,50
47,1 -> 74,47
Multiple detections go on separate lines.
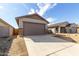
23,22 -> 45,36
16,14 -> 49,36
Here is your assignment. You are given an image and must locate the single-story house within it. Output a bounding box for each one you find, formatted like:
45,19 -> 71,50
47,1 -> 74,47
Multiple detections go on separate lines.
48,22 -> 78,34
0,18 -> 14,37
16,13 -> 49,36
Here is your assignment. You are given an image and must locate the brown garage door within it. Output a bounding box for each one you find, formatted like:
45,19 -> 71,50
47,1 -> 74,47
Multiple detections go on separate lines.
23,22 -> 45,36
0,26 -> 9,37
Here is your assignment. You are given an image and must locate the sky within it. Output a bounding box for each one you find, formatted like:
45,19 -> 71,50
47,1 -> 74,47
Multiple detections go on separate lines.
0,3 -> 79,28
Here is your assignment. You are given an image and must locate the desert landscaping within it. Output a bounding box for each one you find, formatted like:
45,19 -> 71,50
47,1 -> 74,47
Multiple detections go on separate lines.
0,36 -> 28,56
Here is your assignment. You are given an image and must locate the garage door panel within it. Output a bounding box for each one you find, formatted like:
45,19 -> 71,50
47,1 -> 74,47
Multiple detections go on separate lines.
0,26 -> 9,37
23,22 -> 45,36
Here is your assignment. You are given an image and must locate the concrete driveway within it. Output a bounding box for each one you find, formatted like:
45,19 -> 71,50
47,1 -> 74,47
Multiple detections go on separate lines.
24,34 -> 79,56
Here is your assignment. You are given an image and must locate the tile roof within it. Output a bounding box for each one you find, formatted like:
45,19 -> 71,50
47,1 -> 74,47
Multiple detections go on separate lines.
48,22 -> 70,27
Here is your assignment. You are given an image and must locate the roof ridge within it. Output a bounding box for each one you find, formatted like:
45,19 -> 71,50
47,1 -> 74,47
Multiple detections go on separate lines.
0,18 -> 14,28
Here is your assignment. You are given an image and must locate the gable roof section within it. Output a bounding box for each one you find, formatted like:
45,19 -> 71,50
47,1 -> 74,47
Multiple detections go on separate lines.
70,23 -> 78,27
15,13 -> 49,25
0,18 -> 14,28
48,22 -> 70,28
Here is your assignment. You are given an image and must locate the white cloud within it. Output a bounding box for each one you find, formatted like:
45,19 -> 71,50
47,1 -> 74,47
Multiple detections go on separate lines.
36,3 -> 57,16
0,5 -> 6,12
27,3 -> 57,23
47,17 -> 56,23
28,9 -> 35,14
0,6 -> 3,9
0,6 -> 4,9
36,3 -> 52,16
50,3 -> 57,9
28,3 -> 57,16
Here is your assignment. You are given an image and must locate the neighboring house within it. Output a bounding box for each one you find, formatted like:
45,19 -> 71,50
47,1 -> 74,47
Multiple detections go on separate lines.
66,23 -> 77,33
77,25 -> 79,33
16,13 -> 49,36
48,22 -> 78,34
0,18 -> 14,37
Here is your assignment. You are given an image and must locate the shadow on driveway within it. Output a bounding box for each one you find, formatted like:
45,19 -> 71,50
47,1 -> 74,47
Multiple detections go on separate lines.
24,35 -> 76,43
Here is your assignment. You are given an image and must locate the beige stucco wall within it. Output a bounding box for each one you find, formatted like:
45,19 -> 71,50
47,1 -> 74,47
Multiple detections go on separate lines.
0,21 -> 9,27
0,21 -> 13,36
18,18 -> 48,28
48,28 -> 56,33
9,26 -> 13,36
77,28 -> 79,33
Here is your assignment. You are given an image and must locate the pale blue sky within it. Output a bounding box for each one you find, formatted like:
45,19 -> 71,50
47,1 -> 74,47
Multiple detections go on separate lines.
0,3 -> 79,28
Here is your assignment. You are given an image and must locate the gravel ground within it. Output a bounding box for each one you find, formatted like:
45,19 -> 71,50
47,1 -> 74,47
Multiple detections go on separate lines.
0,36 -> 28,56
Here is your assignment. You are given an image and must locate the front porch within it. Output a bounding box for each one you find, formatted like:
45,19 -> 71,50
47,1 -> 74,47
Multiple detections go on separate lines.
54,27 -> 67,33
53,26 -> 77,34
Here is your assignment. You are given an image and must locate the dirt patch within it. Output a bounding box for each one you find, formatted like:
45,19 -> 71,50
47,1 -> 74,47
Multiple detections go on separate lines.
54,33 -> 79,43
8,36 -> 28,56
0,36 -> 28,56
52,34 -> 76,42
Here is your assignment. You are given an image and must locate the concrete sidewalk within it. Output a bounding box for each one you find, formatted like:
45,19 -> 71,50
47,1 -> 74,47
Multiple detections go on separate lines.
24,35 -> 79,56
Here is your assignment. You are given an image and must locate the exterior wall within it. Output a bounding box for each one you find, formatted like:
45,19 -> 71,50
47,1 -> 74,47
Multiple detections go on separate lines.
19,28 -> 23,36
77,27 -> 79,33
45,24 -> 48,30
49,27 -> 77,34
58,27 -> 61,33
60,27 -> 66,33
70,27 -> 77,33
48,25 -> 78,34
66,27 -> 71,33
0,21 -> 13,36
9,27 -> 13,36
18,18 -> 48,28
0,21 -> 9,27
52,28 -> 56,33
48,28 -> 56,33
49,27 -> 66,33
66,27 -> 77,33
